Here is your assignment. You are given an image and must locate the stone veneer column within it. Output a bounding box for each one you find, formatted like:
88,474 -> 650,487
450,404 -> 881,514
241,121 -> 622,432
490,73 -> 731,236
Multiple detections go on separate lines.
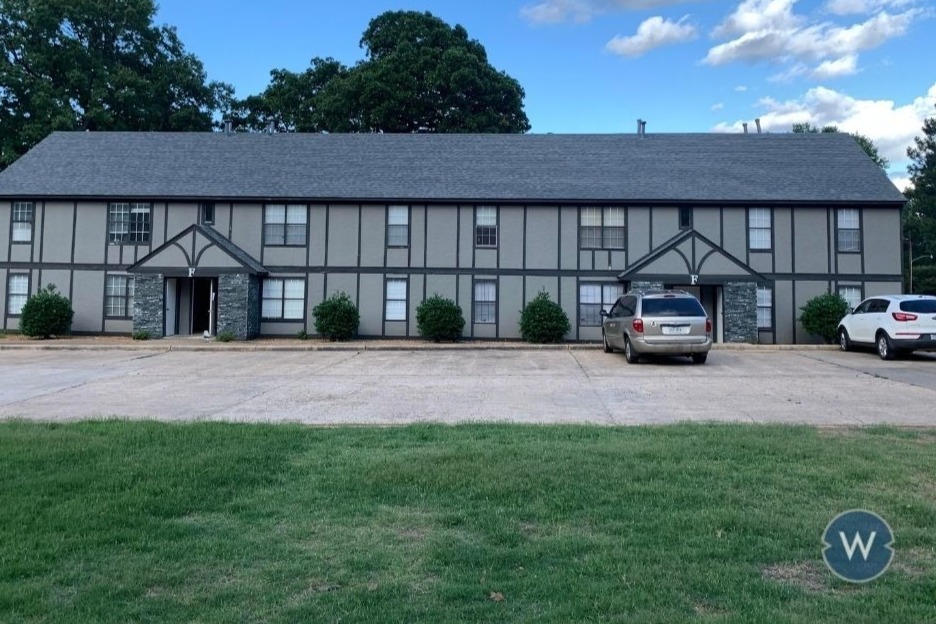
629,280 -> 665,291
723,282 -> 757,343
216,273 -> 260,340
133,273 -> 164,338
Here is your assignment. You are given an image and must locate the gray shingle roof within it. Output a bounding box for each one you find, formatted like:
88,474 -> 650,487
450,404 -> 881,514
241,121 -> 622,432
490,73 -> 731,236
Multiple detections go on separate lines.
0,131 -> 906,204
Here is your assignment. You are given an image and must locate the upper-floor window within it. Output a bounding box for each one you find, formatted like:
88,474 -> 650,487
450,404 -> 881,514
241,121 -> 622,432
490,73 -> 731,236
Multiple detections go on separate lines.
679,207 -> 693,229
580,207 -> 625,249
6,273 -> 29,316
749,208 -> 772,250
837,208 -> 861,253
385,278 -> 407,321
108,202 -> 151,244
475,206 -> 497,247
264,204 -> 306,246
11,201 -> 33,243
579,283 -> 625,326
105,275 -> 135,318
473,280 -> 496,324
838,285 -> 862,312
387,206 -> 409,248
261,277 -> 305,320
200,202 -> 215,225
757,286 -> 773,330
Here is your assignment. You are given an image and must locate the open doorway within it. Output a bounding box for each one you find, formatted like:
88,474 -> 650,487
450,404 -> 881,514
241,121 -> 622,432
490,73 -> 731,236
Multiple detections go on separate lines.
164,277 -> 217,336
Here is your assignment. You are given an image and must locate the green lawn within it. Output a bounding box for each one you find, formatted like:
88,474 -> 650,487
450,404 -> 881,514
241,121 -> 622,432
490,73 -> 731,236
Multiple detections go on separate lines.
1,422 -> 934,623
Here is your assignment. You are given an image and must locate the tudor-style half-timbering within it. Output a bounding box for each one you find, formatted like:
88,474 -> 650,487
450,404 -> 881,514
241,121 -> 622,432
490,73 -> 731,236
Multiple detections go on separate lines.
0,131 -> 905,343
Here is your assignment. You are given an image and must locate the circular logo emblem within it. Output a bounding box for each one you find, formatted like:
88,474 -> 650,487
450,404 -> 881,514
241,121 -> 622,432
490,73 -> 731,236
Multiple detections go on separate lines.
822,509 -> 894,583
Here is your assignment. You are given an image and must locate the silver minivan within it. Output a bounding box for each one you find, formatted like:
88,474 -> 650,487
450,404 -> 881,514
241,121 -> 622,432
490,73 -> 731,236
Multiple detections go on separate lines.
601,290 -> 713,364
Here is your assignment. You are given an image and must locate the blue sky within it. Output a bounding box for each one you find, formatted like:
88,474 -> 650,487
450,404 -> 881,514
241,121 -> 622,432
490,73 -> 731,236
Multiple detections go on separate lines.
155,0 -> 935,188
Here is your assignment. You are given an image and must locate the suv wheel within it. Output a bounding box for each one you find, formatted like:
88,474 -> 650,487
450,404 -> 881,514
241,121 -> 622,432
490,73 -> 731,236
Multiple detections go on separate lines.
624,338 -> 640,364
838,328 -> 851,352
876,332 -> 896,361
602,331 -> 613,353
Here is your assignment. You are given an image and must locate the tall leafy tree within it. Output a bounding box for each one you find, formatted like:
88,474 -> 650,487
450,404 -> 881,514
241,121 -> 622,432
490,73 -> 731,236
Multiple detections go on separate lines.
0,0 -> 229,169
791,122 -> 889,170
241,11 -> 530,134
904,105 -> 936,293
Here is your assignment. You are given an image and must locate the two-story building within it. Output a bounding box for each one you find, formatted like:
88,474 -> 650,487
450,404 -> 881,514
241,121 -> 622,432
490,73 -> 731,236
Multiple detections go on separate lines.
0,130 -> 905,343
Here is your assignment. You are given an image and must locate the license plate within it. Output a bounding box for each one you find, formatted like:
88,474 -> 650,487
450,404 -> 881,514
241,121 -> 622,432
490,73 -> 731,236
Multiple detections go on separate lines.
662,325 -> 690,336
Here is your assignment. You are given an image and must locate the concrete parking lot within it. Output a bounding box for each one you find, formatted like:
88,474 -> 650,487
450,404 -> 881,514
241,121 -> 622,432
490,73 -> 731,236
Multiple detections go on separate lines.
0,346 -> 934,426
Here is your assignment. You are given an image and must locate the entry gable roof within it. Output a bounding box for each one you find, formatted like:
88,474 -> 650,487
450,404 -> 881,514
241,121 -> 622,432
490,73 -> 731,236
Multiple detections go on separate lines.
127,224 -> 267,275
619,229 -> 767,283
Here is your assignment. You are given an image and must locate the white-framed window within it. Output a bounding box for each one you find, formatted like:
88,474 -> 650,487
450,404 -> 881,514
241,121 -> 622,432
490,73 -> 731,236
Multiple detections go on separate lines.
262,277 -> 305,320
264,204 -> 307,246
385,278 -> 407,321
837,208 -> 861,253
749,208 -> 772,250
6,273 -> 29,316
387,206 -> 409,248
580,207 -> 625,249
579,283 -> 625,327
12,201 -> 33,243
108,202 -> 151,244
473,280 -> 496,324
104,275 -> 135,318
838,285 -> 862,312
757,286 -> 773,330
475,206 -> 497,247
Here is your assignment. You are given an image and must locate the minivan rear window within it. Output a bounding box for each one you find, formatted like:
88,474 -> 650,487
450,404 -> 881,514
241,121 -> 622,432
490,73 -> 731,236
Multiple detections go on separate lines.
641,297 -> 705,317
900,300 -> 936,313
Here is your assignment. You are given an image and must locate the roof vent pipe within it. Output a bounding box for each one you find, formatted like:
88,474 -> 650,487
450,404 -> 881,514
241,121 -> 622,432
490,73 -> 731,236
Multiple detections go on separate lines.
640,120 -> 647,136
637,119 -> 643,136
755,118 -> 762,133
742,122 -> 748,134
223,119 -> 232,136
265,121 -> 275,134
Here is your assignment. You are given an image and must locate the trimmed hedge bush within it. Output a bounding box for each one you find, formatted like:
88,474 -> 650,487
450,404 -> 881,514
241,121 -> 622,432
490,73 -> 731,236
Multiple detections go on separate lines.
519,290 -> 570,343
19,284 -> 74,339
416,295 -> 465,342
313,292 -> 360,341
799,292 -> 849,343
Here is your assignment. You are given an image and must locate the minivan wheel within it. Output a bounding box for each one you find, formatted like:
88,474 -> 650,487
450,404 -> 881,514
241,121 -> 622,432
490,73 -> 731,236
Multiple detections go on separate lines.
838,328 -> 851,352
624,338 -> 640,364
691,353 -> 707,364
602,331 -> 613,353
877,332 -> 896,360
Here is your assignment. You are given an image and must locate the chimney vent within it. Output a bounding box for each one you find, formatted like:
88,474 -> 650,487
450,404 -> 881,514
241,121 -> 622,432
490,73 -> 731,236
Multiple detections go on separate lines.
266,121 -> 275,134
223,119 -> 233,136
640,120 -> 647,136
742,122 -> 748,134
637,119 -> 643,136
755,118 -> 762,133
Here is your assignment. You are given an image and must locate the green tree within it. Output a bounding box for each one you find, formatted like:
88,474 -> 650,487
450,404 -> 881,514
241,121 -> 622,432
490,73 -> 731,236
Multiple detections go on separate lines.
904,105 -> 936,293
799,292 -> 849,344
240,11 -> 530,134
0,0 -> 230,169
791,123 -> 889,170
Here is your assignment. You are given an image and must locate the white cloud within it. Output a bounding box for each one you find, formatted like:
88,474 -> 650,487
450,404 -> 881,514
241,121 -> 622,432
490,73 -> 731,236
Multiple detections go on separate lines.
712,0 -> 802,38
811,54 -> 859,78
606,16 -> 697,57
712,82 -> 936,184
825,0 -> 916,16
734,85 -> 749,91
520,0 -> 698,24
712,102 -> 725,110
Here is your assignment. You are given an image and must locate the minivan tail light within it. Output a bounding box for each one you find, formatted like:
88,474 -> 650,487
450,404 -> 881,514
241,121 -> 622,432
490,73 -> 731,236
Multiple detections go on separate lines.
633,318 -> 644,333
705,318 -> 712,333
893,312 -> 918,322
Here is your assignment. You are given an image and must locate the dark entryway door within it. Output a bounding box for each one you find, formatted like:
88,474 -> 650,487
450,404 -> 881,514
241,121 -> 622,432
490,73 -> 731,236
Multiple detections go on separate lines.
191,277 -> 215,335
167,277 -> 217,336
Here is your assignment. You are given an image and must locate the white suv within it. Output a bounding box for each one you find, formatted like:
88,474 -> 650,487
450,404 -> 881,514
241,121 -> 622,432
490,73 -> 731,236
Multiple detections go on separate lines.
837,294 -> 936,360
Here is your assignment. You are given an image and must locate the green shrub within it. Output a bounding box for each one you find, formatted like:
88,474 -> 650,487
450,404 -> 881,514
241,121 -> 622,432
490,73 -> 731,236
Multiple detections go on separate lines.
800,292 -> 849,343
519,290 -> 570,343
296,329 -> 309,340
215,330 -> 235,343
131,330 -> 150,341
416,295 -> 465,342
19,284 -> 74,338
313,292 -> 360,341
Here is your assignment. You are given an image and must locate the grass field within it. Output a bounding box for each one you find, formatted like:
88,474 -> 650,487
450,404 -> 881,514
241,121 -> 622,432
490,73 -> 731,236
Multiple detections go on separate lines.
1,422 -> 934,623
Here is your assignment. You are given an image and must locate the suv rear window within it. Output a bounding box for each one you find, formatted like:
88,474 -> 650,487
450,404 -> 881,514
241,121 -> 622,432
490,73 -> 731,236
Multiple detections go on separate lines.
900,300 -> 936,313
641,297 -> 705,317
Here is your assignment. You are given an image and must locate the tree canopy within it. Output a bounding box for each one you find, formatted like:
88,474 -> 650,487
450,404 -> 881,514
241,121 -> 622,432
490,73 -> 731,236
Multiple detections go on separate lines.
0,0 -> 229,169
237,11 -> 530,134
791,122 -> 889,170
904,105 -> 936,293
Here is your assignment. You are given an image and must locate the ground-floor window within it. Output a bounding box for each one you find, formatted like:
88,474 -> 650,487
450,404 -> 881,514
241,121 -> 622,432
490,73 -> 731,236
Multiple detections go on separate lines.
757,286 -> 773,330
105,275 -> 135,318
473,280 -> 496,324
385,278 -> 407,321
579,283 -> 624,326
262,277 -> 304,320
838,285 -> 862,311
6,273 -> 29,316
